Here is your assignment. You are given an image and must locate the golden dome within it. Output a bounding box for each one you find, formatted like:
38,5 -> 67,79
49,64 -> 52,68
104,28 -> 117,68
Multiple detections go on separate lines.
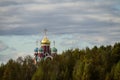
41,36 -> 50,44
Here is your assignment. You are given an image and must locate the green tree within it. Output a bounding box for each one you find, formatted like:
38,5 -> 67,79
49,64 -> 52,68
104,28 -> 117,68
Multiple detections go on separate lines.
113,61 -> 120,80
22,55 -> 36,80
112,43 -> 120,63
0,63 -> 5,80
32,65 -> 44,80
73,60 -> 84,80
3,59 -> 21,80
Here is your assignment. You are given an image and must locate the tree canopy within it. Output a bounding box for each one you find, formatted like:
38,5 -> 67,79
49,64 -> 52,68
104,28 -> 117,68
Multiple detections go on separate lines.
0,42 -> 120,80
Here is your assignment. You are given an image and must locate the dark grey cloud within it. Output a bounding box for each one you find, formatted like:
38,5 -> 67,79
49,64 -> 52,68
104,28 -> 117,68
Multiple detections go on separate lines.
0,0 -> 120,44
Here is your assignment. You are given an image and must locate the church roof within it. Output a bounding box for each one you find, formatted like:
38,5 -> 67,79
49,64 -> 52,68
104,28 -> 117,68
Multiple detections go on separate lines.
34,47 -> 39,52
52,47 -> 57,52
41,36 -> 50,44
39,47 -> 44,52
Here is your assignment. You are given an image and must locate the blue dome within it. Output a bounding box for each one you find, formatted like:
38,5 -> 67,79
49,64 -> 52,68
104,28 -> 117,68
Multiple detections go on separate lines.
52,47 -> 57,52
39,47 -> 44,52
34,48 -> 39,52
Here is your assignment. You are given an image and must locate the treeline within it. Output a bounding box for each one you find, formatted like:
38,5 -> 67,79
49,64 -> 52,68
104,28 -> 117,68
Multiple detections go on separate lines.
0,43 -> 120,80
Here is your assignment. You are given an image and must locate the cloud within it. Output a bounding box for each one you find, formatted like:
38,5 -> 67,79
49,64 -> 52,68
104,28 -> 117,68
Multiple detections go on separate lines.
0,0 -> 120,63
0,0 -> 120,34
0,52 -> 33,64
0,35 -> 36,64
0,0 -> 120,40
0,40 -> 9,51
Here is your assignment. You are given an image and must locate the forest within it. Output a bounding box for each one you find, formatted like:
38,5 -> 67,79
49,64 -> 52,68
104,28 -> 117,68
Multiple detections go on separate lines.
0,42 -> 120,80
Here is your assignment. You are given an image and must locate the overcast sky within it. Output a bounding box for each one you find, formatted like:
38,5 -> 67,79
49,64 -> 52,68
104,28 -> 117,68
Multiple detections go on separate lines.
0,0 -> 120,63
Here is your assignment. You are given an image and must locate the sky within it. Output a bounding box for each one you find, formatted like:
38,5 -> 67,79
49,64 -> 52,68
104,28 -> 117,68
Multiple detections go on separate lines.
0,0 -> 120,63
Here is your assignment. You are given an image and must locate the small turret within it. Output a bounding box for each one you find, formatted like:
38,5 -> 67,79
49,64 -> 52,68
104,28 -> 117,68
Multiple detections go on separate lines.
34,47 -> 39,53
51,41 -> 57,56
39,47 -> 44,53
52,47 -> 57,53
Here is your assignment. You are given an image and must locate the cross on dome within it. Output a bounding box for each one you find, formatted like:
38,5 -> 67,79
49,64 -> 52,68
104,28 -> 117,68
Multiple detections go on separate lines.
53,41 -> 55,47
44,29 -> 47,36
41,29 -> 50,44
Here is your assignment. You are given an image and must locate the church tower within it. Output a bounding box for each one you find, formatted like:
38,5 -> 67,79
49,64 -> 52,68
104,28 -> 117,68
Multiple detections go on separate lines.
51,41 -> 57,56
33,29 -> 57,64
41,29 -> 51,55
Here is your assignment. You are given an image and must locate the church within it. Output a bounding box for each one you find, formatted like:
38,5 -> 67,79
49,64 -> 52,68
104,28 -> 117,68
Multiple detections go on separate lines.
33,30 -> 57,64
